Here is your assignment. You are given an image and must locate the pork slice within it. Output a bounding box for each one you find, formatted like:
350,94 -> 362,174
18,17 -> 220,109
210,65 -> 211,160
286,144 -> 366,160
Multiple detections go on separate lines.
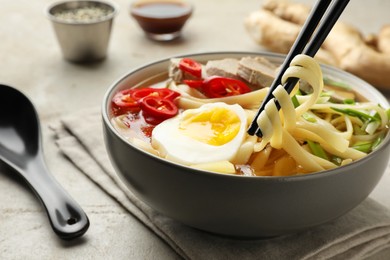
205,58 -> 242,79
168,58 -> 183,82
237,56 -> 277,88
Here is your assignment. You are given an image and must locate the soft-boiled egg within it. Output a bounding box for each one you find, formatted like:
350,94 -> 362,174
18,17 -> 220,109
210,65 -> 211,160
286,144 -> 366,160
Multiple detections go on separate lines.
151,102 -> 247,166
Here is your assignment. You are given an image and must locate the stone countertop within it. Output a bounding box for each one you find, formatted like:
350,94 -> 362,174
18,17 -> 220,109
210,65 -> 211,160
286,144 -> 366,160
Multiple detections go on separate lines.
1,0 -> 390,259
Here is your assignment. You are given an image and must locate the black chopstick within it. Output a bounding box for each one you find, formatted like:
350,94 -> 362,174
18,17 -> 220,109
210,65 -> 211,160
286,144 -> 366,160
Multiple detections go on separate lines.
247,0 -> 350,137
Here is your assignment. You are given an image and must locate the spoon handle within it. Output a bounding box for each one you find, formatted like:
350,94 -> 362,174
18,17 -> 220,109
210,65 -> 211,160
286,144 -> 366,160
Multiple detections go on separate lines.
23,155 -> 90,240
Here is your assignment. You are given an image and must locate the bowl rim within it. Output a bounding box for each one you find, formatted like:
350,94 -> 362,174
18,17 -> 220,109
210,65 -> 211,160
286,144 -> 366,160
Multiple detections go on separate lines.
46,0 -> 119,25
102,50 -> 390,182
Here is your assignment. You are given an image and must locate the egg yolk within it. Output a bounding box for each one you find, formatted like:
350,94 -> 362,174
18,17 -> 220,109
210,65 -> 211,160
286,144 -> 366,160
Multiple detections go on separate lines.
179,107 -> 241,146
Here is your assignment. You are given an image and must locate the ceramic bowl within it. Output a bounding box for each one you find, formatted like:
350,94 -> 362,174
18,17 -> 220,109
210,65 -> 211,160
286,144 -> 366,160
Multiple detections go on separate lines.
102,51 -> 390,237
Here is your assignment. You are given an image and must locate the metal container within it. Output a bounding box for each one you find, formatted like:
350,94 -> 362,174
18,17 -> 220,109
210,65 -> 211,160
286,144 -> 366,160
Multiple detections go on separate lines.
46,0 -> 118,63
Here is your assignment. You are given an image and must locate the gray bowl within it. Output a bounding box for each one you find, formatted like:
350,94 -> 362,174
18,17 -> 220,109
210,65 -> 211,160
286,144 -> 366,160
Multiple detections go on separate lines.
102,51 -> 390,237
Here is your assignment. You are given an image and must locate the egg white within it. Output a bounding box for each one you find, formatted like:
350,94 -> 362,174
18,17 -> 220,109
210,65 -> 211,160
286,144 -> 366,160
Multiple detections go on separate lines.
151,102 -> 248,166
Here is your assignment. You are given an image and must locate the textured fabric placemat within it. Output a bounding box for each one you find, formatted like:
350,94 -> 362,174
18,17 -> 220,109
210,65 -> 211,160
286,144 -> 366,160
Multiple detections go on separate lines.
50,107 -> 390,260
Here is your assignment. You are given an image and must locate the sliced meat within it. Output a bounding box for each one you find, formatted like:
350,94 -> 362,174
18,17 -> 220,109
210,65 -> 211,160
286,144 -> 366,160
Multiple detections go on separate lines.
237,56 -> 277,88
205,58 -> 242,80
168,58 -> 183,82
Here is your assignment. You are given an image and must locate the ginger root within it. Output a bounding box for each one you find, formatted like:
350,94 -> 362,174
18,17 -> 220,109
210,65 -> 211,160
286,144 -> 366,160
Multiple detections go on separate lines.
378,25 -> 390,54
245,7 -> 337,66
245,0 -> 390,90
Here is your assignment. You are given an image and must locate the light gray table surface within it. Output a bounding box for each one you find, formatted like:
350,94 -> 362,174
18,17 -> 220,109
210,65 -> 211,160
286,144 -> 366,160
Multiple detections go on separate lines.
1,0 -> 390,259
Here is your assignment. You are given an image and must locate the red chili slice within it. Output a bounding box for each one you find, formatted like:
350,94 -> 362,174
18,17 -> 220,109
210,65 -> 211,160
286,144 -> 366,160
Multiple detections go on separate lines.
142,113 -> 165,125
155,88 -> 180,101
112,89 -> 140,115
179,58 -> 202,78
202,76 -> 251,98
183,79 -> 204,89
131,87 -> 180,102
111,87 -> 180,117
131,88 -> 159,101
140,96 -> 178,122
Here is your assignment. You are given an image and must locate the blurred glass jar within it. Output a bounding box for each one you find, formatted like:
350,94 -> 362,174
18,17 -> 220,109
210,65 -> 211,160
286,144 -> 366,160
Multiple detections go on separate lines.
130,0 -> 193,41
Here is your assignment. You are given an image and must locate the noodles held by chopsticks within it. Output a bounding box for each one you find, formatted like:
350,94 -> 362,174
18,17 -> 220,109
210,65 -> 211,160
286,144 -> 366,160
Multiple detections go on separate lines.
173,54 -> 389,174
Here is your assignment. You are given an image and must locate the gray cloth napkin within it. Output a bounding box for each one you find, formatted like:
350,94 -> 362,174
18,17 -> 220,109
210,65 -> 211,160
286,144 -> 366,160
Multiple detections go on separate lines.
50,107 -> 390,260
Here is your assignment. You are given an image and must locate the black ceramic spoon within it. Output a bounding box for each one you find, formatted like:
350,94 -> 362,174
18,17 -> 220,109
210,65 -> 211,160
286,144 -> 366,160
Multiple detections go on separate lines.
0,84 -> 89,240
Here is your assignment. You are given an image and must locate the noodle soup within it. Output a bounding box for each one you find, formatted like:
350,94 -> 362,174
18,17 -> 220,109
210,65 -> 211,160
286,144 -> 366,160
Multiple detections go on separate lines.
102,51 -> 390,237
109,54 -> 390,177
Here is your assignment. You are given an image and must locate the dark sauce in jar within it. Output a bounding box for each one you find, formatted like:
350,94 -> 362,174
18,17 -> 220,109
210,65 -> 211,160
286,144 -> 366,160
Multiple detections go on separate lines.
130,1 -> 193,40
